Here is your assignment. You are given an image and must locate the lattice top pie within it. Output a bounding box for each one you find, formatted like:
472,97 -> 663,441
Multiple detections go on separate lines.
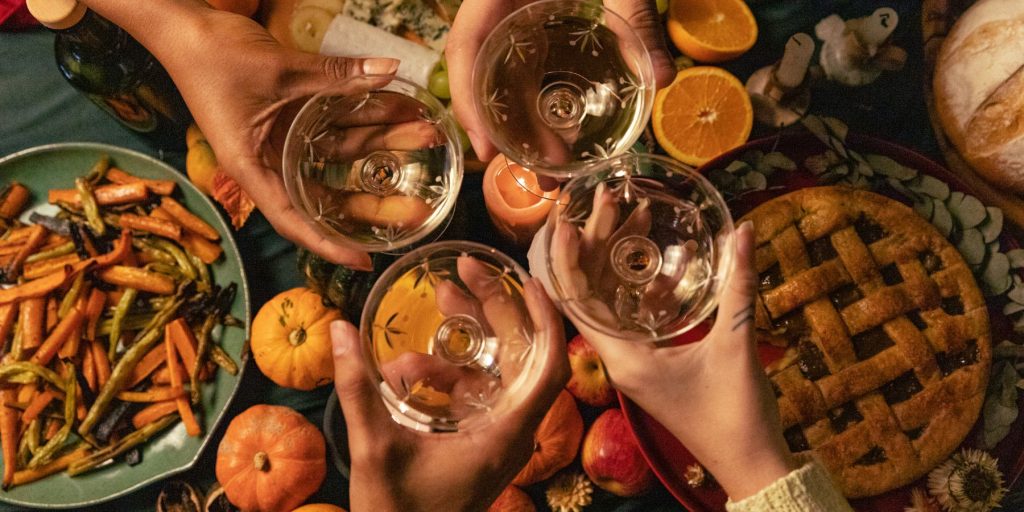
741,187 -> 991,498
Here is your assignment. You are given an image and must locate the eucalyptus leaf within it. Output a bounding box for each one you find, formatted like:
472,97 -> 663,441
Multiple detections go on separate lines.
708,169 -> 738,190
740,150 -> 765,166
994,340 -> 1024,359
1009,283 -> 1024,305
982,252 -> 1011,295
1008,249 -> 1024,269
725,160 -> 750,174
949,191 -> 965,210
958,228 -> 986,266
866,154 -> 918,180
980,207 -> 1004,243
950,194 -> 987,229
910,174 -> 951,200
854,160 -> 874,178
742,171 -> 768,191
931,199 -> 954,238
822,117 -> 849,144
912,198 -> 934,219
801,116 -> 831,146
761,152 -> 797,171
889,179 -> 922,204
1004,302 -> 1024,316
980,361 -> 1019,449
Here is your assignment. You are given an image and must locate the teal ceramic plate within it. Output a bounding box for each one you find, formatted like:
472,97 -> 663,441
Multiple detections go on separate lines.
0,143 -> 250,509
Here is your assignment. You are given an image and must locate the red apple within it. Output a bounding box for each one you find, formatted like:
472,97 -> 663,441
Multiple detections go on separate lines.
488,485 -> 536,512
581,408 -> 655,497
566,334 -> 615,407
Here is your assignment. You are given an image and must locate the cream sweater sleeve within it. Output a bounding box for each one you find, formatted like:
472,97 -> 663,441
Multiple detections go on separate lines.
725,458 -> 853,512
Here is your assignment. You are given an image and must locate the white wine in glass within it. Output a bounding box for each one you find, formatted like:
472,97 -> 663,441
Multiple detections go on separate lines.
283,75 -> 462,253
361,241 -> 545,432
473,0 -> 655,179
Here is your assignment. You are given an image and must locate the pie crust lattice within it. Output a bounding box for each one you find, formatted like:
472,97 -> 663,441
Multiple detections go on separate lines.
741,187 -> 991,498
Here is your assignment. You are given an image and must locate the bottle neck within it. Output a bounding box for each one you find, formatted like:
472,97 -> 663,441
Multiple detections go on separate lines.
56,9 -> 125,48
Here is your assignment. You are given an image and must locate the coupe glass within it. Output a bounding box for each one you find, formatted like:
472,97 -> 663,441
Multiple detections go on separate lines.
282,75 -> 462,253
360,241 -> 545,432
541,154 -> 735,342
472,0 -> 655,179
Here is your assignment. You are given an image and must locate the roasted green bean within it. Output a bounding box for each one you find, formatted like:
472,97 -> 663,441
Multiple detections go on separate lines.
75,177 -> 105,237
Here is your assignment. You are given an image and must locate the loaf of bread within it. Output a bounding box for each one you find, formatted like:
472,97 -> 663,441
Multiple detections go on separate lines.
934,0 -> 1024,194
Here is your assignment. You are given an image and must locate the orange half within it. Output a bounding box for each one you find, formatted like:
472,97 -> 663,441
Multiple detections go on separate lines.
652,66 -> 753,166
667,0 -> 758,62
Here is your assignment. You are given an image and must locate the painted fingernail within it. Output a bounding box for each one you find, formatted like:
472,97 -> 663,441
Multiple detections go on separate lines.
738,220 -> 754,234
330,320 -> 353,358
363,58 -> 399,75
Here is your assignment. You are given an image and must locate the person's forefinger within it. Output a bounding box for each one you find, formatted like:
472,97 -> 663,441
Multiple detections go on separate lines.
446,0 -> 518,160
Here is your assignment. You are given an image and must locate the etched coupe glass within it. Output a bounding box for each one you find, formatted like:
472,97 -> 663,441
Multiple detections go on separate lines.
542,154 -> 735,342
282,75 -> 462,253
361,241 -> 546,432
472,0 -> 655,179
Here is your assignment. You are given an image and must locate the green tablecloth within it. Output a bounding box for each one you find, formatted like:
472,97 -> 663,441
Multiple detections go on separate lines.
0,1 -> 1007,510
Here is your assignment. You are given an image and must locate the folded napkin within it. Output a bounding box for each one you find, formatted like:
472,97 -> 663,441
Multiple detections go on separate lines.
0,0 -> 39,31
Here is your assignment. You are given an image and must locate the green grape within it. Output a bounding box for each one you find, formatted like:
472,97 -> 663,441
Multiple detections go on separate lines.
656,0 -> 669,15
429,70 -> 451,100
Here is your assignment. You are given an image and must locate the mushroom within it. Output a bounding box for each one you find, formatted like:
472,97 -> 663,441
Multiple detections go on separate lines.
815,8 -> 907,86
746,33 -> 815,128
156,480 -> 203,512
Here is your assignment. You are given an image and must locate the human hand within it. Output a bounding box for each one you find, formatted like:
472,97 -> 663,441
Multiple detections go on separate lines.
567,221 -> 798,501
446,0 -> 676,162
125,3 -> 404,269
331,277 -> 569,512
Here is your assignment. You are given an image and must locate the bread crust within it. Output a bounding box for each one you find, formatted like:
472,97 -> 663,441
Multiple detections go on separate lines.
934,0 -> 1024,193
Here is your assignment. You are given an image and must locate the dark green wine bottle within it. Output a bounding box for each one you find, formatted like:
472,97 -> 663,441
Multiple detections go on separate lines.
28,0 -> 192,152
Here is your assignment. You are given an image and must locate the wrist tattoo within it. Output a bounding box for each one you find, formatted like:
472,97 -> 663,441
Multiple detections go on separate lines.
731,305 -> 755,332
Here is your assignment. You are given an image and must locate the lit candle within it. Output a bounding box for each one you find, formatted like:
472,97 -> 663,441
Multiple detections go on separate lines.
483,155 -> 559,246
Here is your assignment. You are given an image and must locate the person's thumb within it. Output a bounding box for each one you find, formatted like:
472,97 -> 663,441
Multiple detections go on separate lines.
288,53 -> 399,98
711,221 -> 757,343
604,0 -> 676,88
330,320 -> 389,444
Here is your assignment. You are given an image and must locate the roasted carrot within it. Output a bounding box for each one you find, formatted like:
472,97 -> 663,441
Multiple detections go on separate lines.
18,297 -> 45,350
1,226 -> 35,244
129,345 -> 166,387
90,340 -> 110,389
118,214 -> 181,241
160,197 -> 219,241
5,225 -> 47,278
1,388 -> 19,488
0,266 -> 70,305
43,418 -> 60,442
0,243 -> 25,257
22,253 -> 80,281
44,296 -> 57,332
11,446 -> 89,487
0,303 -> 16,350
131,400 -> 178,430
166,319 -> 198,371
106,168 -> 176,195
150,208 -> 221,263
47,182 -> 148,207
83,289 -> 105,341
16,384 -> 35,406
97,266 -> 175,295
20,390 -> 56,426
0,184 -> 30,220
29,307 -> 84,367
164,326 -> 200,436
81,345 -> 97,392
116,386 -> 185,403
150,363 -> 189,385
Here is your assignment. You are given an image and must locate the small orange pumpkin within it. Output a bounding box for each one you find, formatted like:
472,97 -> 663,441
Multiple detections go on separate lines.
512,390 -> 584,486
251,287 -> 340,390
291,505 -> 347,512
216,405 -> 327,512
489,485 -> 536,512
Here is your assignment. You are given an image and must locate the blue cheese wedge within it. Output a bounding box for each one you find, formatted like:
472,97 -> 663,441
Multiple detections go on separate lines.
342,0 -> 450,51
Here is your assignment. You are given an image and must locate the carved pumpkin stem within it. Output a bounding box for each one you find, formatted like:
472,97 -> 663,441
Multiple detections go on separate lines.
288,326 -> 307,347
253,451 -> 269,471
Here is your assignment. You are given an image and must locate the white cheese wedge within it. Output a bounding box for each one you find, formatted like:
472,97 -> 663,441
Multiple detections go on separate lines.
319,14 -> 441,87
